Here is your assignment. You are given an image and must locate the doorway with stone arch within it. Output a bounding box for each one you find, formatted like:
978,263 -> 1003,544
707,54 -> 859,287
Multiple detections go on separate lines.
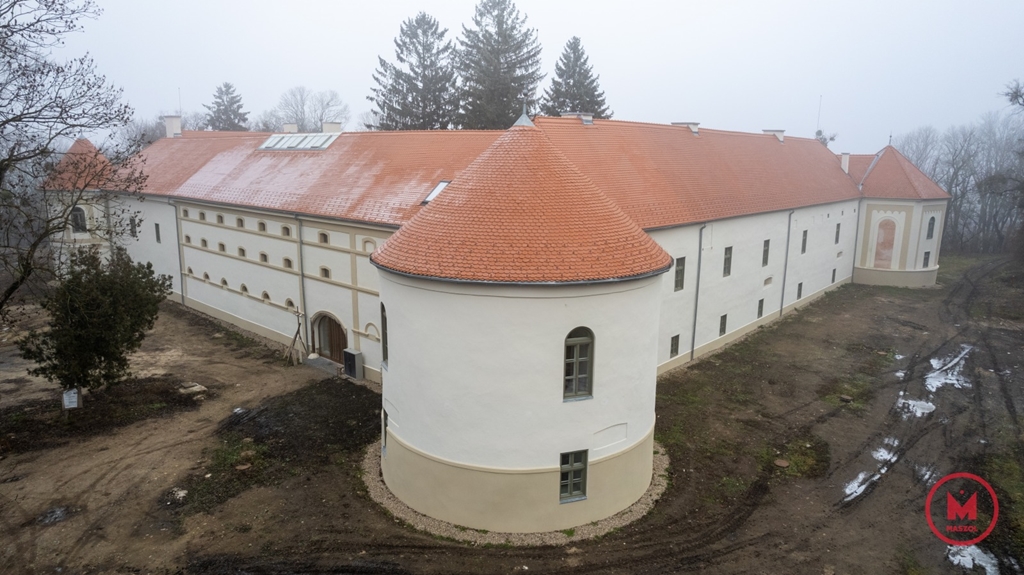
312,314 -> 348,363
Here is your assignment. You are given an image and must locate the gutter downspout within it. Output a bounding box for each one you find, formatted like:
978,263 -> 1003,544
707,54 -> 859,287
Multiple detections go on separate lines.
169,199 -> 187,304
689,223 -> 707,361
779,211 -> 794,318
851,200 -> 862,281
294,216 -> 310,355
104,196 -> 114,252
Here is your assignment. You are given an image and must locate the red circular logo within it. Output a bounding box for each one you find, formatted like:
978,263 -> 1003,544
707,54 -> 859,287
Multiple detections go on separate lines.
925,472 -> 999,546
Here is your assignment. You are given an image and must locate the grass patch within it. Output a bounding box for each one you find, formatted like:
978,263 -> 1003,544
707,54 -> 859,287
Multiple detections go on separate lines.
561,528 -> 575,537
970,260 -> 1024,321
179,433 -> 271,514
777,435 -> 830,478
977,450 -> 1024,561
818,373 -> 875,412
893,545 -> 928,575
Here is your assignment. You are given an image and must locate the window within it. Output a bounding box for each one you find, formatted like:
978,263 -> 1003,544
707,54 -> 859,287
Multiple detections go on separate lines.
564,327 -> 594,399
381,303 -> 388,364
218,242 -> 226,252
762,239 -> 770,266
155,223 -> 161,243
238,247 -> 246,257
186,267 -> 193,275
923,251 -> 931,268
283,257 -> 293,269
259,252 -> 268,263
199,211 -> 206,221
670,335 -> 680,358
185,235 -> 192,244
318,232 -> 329,244
927,217 -> 936,240
203,273 -> 210,281
719,315 -> 727,336
216,214 -> 224,224
801,230 -> 808,254
320,267 -> 331,279
559,450 -> 587,502
674,257 -> 685,291
129,216 -> 137,237
70,207 -> 87,233
382,410 -> 389,455
182,208 -> 189,218
282,226 -> 291,237
835,223 -> 841,244
201,239 -> 208,248
258,221 -> 267,232
262,291 -> 271,302
285,298 -> 295,309
220,278 -> 228,288
723,247 -> 732,277
797,282 -> 804,299
832,268 -> 837,283
240,284 -> 248,294
764,276 -> 773,286
236,218 -> 244,228
757,299 -> 764,318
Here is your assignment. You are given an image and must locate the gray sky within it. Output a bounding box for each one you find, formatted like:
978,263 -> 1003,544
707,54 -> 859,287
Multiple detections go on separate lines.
58,0 -> 1023,153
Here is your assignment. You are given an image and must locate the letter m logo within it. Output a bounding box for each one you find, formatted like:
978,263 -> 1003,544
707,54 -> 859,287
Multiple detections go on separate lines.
947,491 -> 978,521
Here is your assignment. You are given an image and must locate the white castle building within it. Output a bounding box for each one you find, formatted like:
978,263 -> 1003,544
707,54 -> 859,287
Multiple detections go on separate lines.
56,113 -> 949,532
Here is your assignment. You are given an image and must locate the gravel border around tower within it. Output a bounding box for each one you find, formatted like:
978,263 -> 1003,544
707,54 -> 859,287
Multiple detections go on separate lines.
360,439 -> 670,546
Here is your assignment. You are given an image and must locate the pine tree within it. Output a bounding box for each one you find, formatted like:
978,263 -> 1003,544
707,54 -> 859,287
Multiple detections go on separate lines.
203,82 -> 249,131
368,13 -> 458,131
540,37 -> 612,119
458,0 -> 543,129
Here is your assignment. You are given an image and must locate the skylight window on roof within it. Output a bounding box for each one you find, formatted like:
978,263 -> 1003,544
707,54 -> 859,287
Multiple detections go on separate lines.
259,132 -> 340,151
423,180 -> 451,204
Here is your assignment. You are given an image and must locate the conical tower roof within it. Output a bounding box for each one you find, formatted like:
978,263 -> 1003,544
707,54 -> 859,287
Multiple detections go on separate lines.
372,121 -> 671,284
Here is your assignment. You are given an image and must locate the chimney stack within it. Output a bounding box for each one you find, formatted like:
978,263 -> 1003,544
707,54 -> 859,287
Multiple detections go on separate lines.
841,153 -> 850,174
282,123 -> 299,133
671,122 -> 700,135
762,129 -> 785,143
560,111 -> 594,125
321,121 -> 342,133
162,115 -> 182,138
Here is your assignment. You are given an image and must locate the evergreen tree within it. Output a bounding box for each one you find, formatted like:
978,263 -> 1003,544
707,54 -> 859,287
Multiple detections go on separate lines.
368,13 -> 458,130
458,0 -> 543,129
540,37 -> 612,119
203,82 -> 249,131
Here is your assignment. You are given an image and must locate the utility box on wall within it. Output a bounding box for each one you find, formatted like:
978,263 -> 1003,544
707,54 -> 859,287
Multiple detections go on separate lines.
343,349 -> 363,379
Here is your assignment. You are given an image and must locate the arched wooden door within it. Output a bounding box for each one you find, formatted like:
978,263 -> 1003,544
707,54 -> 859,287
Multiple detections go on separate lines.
314,316 -> 347,363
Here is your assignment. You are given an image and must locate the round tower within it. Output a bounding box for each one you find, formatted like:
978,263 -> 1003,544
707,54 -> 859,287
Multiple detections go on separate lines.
370,117 -> 672,533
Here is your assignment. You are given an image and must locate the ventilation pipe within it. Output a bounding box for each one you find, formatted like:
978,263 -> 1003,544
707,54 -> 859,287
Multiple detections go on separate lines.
671,122 -> 700,135
763,129 -> 785,142
322,122 -> 342,133
560,111 -> 594,125
162,115 -> 182,138
841,153 -> 850,174
282,123 -> 299,133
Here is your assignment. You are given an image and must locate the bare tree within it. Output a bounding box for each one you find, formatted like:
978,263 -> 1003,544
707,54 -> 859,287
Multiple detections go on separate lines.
309,90 -> 350,130
248,109 -> 283,132
893,126 -> 941,177
0,0 -> 147,318
271,86 -> 350,132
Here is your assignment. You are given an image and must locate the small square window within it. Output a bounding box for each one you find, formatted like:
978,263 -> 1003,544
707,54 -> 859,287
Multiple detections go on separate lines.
670,335 -> 679,358
184,235 -> 191,244
319,232 -> 329,244
283,257 -> 293,269
320,267 -> 331,279
559,450 -> 587,502
719,314 -> 727,336
182,209 -> 189,218
199,211 -> 206,221
757,298 -> 764,318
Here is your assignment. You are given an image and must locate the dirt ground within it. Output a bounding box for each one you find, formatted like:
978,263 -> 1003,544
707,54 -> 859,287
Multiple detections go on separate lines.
1,256 -> 1023,574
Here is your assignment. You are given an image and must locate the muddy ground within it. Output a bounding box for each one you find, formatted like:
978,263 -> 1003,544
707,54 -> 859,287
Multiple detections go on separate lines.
1,256 -> 1023,574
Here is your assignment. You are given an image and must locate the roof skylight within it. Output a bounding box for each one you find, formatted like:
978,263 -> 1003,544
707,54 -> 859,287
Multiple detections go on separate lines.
259,132 -> 340,151
423,180 -> 451,203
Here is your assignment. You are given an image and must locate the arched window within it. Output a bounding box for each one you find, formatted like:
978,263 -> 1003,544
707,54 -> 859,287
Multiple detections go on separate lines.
240,284 -> 248,294
184,235 -> 191,244
182,208 -> 189,218
318,231 -> 329,244
380,303 -> 388,364
216,214 -> 224,224
927,216 -> 936,240
220,278 -> 228,288
236,217 -> 244,228
199,211 -> 206,221
362,238 -> 376,252
203,273 -> 210,281
320,267 -> 331,279
238,247 -> 246,257
258,221 -> 267,232
285,298 -> 295,309
186,267 -> 193,275
564,327 -> 594,399
262,291 -> 270,302
259,252 -> 268,263
283,257 -> 293,269
70,207 -> 87,233
282,225 -> 291,237
218,243 -> 226,252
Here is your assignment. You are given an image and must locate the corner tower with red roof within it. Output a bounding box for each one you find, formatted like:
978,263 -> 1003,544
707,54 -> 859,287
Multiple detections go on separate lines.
371,116 -> 672,532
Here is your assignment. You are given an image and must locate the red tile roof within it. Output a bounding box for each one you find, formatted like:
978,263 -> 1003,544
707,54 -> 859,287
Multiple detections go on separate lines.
534,117 -> 865,229
858,146 -> 949,200
137,129 -> 501,227
371,123 -> 672,283
44,139 -> 112,191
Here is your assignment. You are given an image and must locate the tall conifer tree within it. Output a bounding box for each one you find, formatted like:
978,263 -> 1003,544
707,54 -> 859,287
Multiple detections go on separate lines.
367,13 -> 458,130
540,37 -> 611,119
203,82 -> 249,131
458,0 -> 543,129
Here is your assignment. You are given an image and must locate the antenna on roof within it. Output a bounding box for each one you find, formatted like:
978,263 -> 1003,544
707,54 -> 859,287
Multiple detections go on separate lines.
816,95 -> 822,131
889,132 -> 893,146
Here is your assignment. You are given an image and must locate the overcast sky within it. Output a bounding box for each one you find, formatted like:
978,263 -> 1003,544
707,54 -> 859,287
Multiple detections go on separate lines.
58,0 -> 1023,153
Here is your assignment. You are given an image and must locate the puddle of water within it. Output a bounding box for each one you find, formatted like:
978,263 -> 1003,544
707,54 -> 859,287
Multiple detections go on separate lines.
844,438 -> 901,502
895,370 -> 906,380
895,354 -> 905,360
916,465 -> 938,484
38,507 -> 69,525
925,345 -> 974,392
946,545 -> 999,575
897,398 -> 936,418
843,471 -> 877,501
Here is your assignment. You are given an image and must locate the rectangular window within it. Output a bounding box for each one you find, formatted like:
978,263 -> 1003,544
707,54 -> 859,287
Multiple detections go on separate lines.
801,230 -> 808,254
129,216 -> 137,238
719,314 -> 727,336
260,253 -> 268,263
797,282 -> 804,299
381,304 -> 389,364
923,251 -> 931,267
155,223 -> 161,243
835,223 -> 841,244
670,335 -> 679,358
832,268 -> 836,283
218,243 -> 226,252
564,328 -> 594,399
238,247 -> 246,257
674,257 -> 685,291
757,298 -> 764,318
762,239 -> 770,266
559,450 -> 587,502
723,247 -> 732,277
237,218 -> 244,228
